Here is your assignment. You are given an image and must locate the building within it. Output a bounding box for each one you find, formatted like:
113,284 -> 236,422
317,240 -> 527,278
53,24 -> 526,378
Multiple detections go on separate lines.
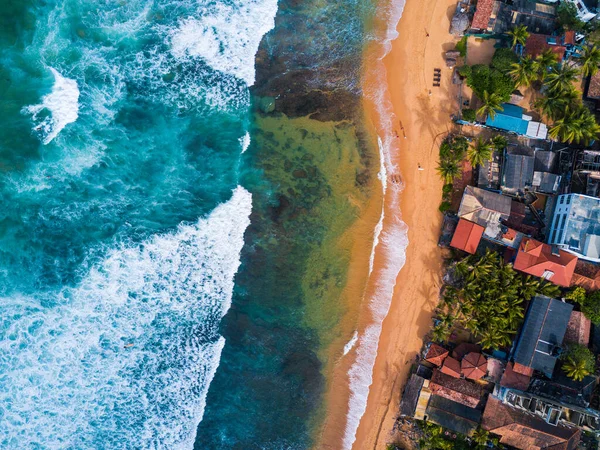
425,395 -> 482,436
449,218 -> 484,254
502,149 -> 535,196
470,0 -> 498,32
513,238 -> 578,287
512,295 -> 573,378
564,311 -> 591,346
424,342 -> 450,366
496,387 -> 600,433
482,396 -> 581,450
440,356 -> 462,378
548,194 -> 600,262
485,103 -> 548,139
461,352 -> 487,380
458,186 -> 512,227
400,374 -> 426,417
429,369 -> 484,408
491,0 -> 557,35
524,33 -> 568,60
500,361 -> 532,391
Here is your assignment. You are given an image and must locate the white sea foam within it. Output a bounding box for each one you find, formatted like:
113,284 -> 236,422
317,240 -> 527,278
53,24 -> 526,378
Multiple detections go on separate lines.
23,68 -> 80,145
0,187 -> 252,449
343,331 -> 359,356
240,131 -> 251,153
169,0 -> 278,85
343,207 -> 408,450
342,0 -> 409,447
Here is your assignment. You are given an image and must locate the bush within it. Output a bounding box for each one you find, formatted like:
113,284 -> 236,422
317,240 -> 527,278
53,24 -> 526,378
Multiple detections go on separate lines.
491,48 -> 519,74
439,201 -> 452,213
442,183 -> 454,195
565,286 -> 587,305
456,36 -> 468,57
462,108 -> 476,122
465,64 -> 514,102
457,65 -> 471,78
582,291 -> 600,325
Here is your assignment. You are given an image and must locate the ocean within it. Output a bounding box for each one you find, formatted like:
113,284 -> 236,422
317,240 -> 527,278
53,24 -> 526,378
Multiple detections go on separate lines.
0,0 -> 397,449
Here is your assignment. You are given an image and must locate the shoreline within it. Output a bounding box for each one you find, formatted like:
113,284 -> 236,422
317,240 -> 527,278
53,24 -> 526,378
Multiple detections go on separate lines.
315,0 -> 460,448
354,0 -> 460,447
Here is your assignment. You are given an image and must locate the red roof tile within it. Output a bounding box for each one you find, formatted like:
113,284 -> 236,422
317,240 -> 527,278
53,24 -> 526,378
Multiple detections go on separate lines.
461,352 -> 488,380
564,311 -> 591,346
525,34 -> 566,60
430,369 -> 484,408
500,362 -> 531,391
564,30 -> 575,45
482,397 -> 581,450
440,356 -> 462,378
512,362 -> 534,377
450,219 -> 484,254
513,238 -> 578,287
425,343 -> 449,366
471,0 -> 495,30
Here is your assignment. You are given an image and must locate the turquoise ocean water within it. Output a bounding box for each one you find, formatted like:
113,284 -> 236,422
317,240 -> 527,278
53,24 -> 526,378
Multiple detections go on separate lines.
0,0 -> 387,448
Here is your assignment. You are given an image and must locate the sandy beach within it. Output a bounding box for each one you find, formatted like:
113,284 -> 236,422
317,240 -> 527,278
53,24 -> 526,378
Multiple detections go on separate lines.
353,0 -> 460,448
316,0 -> 460,448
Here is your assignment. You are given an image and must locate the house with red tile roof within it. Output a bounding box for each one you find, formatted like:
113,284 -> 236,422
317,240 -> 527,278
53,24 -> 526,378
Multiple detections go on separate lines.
461,352 -> 487,380
450,219 -> 484,254
513,237 -> 578,287
429,369 -> 484,409
525,33 -> 567,60
482,397 -> 581,450
440,356 -> 462,378
424,343 -> 449,367
471,0 -> 496,31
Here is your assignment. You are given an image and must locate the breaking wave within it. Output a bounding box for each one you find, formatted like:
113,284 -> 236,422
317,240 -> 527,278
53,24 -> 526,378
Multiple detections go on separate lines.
23,68 -> 80,145
0,187 -> 252,450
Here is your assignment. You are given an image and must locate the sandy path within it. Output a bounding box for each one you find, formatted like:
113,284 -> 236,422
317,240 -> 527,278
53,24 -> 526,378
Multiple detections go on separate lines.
351,0 -> 459,448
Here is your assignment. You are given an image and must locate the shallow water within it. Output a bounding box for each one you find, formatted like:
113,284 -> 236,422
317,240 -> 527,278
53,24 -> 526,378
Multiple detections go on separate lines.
0,0 -> 383,449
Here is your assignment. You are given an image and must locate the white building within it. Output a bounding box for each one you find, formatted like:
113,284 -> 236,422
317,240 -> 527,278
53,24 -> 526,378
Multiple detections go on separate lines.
546,0 -> 597,22
548,193 -> 600,262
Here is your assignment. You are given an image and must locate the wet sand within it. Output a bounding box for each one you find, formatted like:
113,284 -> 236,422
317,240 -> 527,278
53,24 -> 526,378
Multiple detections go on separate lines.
315,0 -> 459,448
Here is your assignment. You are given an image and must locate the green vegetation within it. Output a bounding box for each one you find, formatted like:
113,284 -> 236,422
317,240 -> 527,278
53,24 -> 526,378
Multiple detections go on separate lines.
549,106 -> 600,145
417,422 -> 499,450
565,286 -> 587,305
509,55 -> 536,87
467,137 -> 492,167
582,291 -> 600,325
580,45 -> 600,77
557,2 -> 585,32
436,135 -> 468,184
491,47 -> 519,74
491,135 -> 508,152
456,36 -> 468,58
561,344 -> 596,381
477,91 -> 504,120
508,25 -> 529,49
462,108 -> 476,122
437,251 -> 560,350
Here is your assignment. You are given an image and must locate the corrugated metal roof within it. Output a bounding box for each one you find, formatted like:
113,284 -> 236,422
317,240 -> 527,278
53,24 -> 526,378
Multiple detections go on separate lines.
425,395 -> 482,436
503,153 -> 534,192
513,296 -> 573,378
400,374 -> 425,417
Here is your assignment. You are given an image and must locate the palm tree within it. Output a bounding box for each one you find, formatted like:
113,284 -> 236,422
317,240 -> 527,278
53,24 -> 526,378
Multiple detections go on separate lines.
544,64 -> 580,95
563,357 -> 592,381
581,45 -> 600,77
467,137 -> 493,167
508,24 -> 529,49
436,159 -> 461,183
471,428 -> 491,447
509,56 -> 537,87
550,106 -> 600,144
477,91 -> 504,120
534,49 -> 559,80
534,94 -> 567,121
491,135 -> 508,151
431,324 -> 451,343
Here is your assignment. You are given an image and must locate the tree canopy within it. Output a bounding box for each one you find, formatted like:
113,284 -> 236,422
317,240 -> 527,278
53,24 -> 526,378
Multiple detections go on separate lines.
437,251 -> 560,350
560,344 -> 596,381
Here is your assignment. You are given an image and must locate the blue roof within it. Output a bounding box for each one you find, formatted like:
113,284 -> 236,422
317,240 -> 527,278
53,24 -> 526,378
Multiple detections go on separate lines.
485,103 -> 529,135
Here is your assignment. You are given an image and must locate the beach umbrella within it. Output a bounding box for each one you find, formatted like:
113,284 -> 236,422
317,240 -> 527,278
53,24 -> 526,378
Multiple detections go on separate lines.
461,352 -> 488,380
